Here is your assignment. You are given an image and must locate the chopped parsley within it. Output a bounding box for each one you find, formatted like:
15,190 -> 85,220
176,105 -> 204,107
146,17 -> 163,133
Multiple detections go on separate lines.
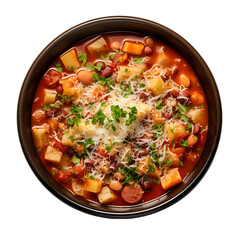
149,144 -> 160,163
147,163 -> 156,173
134,56 -> 143,64
68,135 -> 75,141
152,124 -> 164,139
125,68 -> 128,72
118,167 -> 141,185
93,109 -> 107,125
166,159 -> 172,167
112,49 -> 123,54
181,139 -> 189,147
42,104 -> 50,111
101,102 -> 107,107
78,53 -> 87,66
178,102 -> 190,113
111,105 -> 127,123
49,103 -> 60,109
125,106 -> 138,126
137,82 -> 145,88
186,123 -> 192,133
156,99 -> 164,109
170,128 -> 175,134
72,155 -> 80,165
88,102 -> 94,109
56,61 -> 62,67
126,155 -> 132,163
105,145 -> 112,152
90,175 -> 95,180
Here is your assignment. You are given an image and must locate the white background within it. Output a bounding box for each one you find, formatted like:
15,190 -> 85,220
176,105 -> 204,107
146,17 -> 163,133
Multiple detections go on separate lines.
1,0 -> 239,239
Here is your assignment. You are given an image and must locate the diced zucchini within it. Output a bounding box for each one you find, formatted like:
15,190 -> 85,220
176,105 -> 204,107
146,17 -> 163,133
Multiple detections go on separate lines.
60,49 -> 80,69
122,41 -> 144,55
43,90 -> 57,105
84,177 -> 102,193
87,37 -> 108,55
160,168 -> 182,190
146,76 -> 167,95
45,145 -> 63,163
97,186 -> 117,204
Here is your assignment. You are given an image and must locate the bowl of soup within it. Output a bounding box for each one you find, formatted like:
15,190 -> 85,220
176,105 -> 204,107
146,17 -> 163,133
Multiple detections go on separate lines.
17,16 -> 222,218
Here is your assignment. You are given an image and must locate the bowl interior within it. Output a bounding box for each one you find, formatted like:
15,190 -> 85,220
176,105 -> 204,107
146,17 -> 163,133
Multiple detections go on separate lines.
17,16 -> 222,218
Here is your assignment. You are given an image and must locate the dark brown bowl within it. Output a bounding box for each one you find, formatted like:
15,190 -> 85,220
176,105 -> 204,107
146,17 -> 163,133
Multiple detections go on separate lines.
17,16 -> 222,218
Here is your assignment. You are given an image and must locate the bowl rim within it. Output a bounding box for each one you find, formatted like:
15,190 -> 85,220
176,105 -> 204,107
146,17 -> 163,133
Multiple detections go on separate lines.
17,16 -> 222,218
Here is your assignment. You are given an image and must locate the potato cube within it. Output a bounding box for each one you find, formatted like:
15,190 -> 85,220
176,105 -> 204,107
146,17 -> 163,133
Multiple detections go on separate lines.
43,90 -> 57,105
160,168 -> 182,190
87,37 -> 108,55
164,122 -> 186,141
147,76 -> 167,95
84,178 -> 102,193
156,51 -> 170,66
61,130 -> 76,148
116,64 -> 146,82
137,157 -> 159,178
97,186 -> 117,204
151,109 -> 165,125
60,49 -> 80,69
72,181 -> 88,197
122,41 -> 144,55
32,127 -> 49,149
188,108 -> 206,126
45,145 -> 63,163
73,121 -> 97,138
135,102 -> 153,121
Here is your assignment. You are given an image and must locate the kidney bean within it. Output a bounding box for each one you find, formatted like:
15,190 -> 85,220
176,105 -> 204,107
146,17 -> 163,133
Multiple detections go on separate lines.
109,162 -> 118,172
144,47 -> 152,55
52,138 -> 65,152
170,90 -> 179,98
139,92 -> 147,100
164,111 -> 172,119
171,65 -> 179,79
100,67 -> 113,77
142,181 -> 152,190
138,148 -> 149,157
177,90 -> 190,104
145,37 -> 154,47
32,109 -> 46,123
56,84 -> 63,94
193,124 -> 200,135
43,69 -> 61,87
94,60 -> 105,71
84,158 -> 96,167
45,107 -> 59,117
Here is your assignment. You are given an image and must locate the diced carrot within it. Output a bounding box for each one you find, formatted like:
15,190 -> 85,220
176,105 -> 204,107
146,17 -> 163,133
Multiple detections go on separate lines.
122,42 -> 144,55
160,168 -> 182,190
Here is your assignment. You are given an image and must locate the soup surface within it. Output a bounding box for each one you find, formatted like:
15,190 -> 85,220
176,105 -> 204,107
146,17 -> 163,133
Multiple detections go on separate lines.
31,33 -> 208,205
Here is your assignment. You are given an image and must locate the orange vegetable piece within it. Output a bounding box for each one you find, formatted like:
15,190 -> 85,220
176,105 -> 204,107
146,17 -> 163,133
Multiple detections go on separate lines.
122,42 -> 144,55
160,168 -> 182,190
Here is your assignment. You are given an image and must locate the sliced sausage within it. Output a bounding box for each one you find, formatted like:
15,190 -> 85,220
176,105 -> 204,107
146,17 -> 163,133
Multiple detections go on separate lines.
121,185 -> 143,204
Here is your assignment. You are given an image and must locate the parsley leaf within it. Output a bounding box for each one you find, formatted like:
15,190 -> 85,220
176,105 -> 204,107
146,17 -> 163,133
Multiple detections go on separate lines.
181,139 -> 189,147
111,105 -> 127,123
134,56 -> 143,64
147,163 -> 156,173
73,155 -> 80,165
125,107 -> 138,126
78,53 -> 87,66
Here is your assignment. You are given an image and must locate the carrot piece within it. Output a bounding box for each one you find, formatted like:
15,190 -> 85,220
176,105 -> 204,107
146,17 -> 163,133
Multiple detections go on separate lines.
122,42 -> 144,55
160,168 -> 182,190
